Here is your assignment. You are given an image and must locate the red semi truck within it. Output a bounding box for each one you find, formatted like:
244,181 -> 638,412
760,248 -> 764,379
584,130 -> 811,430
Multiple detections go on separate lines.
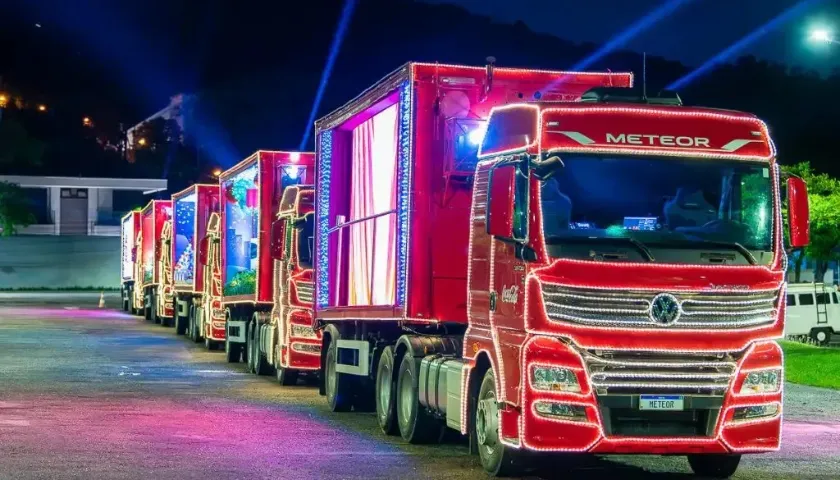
312,62 -> 810,477
120,210 -> 142,313
192,211 -> 224,346
214,151 -> 315,362
170,184 -> 221,336
139,199 -> 174,324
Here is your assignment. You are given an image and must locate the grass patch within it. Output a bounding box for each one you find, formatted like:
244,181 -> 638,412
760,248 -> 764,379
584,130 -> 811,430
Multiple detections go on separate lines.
781,340 -> 840,390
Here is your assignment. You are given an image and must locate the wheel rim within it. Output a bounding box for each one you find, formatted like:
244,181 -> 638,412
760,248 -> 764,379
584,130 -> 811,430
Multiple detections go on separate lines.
399,368 -> 414,424
378,361 -> 392,418
818,331 -> 827,342
476,386 -> 500,459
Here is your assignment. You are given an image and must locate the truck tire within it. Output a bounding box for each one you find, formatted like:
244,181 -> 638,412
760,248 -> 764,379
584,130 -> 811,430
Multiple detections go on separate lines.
144,293 -> 152,321
474,368 -> 522,477
375,346 -> 399,435
325,338 -> 353,412
254,332 -> 271,376
277,366 -> 299,386
687,454 -> 741,478
188,306 -> 200,343
175,308 -> 188,335
396,354 -> 444,444
810,327 -> 832,346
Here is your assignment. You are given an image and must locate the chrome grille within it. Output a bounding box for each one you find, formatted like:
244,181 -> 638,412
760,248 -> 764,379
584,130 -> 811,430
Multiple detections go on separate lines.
296,282 -> 314,304
583,349 -> 740,396
541,284 -> 778,329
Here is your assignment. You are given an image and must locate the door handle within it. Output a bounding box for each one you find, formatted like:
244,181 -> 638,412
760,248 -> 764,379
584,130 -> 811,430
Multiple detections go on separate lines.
489,291 -> 497,312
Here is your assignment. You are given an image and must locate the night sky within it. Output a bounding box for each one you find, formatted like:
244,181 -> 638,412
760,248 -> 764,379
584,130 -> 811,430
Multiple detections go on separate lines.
423,0 -> 840,74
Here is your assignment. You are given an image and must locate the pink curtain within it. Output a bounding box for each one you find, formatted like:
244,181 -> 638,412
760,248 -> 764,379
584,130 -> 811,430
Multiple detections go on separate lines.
347,104 -> 399,306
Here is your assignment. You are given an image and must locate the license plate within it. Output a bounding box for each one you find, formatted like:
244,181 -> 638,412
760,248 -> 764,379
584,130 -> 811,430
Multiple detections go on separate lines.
639,395 -> 684,411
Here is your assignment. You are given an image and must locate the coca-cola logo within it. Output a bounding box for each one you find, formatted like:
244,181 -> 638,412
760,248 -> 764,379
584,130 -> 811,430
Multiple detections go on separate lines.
501,285 -> 519,304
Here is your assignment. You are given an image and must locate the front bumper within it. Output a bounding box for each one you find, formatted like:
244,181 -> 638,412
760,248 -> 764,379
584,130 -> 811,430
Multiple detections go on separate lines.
501,335 -> 782,454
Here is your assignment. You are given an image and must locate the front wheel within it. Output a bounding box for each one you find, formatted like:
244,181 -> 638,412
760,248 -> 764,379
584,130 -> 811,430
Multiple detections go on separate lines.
474,369 -> 522,477
687,454 -> 741,479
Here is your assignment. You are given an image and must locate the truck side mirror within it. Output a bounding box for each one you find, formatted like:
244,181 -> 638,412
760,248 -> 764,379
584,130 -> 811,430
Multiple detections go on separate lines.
487,164 -> 516,239
198,237 -> 209,265
270,219 -> 286,261
787,176 -> 810,248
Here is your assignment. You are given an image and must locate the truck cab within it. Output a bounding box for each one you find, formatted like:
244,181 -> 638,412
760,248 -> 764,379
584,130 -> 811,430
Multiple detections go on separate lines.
463,90 -> 811,475
194,212 -> 225,347
259,185 -> 319,384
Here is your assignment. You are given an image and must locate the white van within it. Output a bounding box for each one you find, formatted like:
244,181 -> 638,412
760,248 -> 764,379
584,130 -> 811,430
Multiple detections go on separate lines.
784,283 -> 839,345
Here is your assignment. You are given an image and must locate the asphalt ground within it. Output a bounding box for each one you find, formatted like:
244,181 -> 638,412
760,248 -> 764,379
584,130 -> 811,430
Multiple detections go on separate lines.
1,292 -> 839,479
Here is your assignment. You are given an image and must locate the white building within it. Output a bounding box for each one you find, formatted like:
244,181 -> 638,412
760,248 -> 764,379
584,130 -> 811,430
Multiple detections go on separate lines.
0,175 -> 167,236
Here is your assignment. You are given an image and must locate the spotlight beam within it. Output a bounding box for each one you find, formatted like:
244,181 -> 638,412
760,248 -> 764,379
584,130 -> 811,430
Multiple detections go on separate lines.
299,0 -> 357,151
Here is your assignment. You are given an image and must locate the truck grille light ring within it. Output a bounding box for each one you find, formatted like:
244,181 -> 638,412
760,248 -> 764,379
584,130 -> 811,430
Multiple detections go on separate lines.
541,284 -> 779,330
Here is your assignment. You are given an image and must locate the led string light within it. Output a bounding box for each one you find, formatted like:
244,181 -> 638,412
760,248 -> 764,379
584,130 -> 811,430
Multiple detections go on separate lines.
316,130 -> 333,308
412,62 -> 635,81
396,80 -> 413,309
537,105 -> 776,162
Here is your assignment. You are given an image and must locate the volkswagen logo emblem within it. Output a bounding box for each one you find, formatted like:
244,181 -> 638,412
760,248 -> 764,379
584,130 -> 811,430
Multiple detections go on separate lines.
650,293 -> 681,325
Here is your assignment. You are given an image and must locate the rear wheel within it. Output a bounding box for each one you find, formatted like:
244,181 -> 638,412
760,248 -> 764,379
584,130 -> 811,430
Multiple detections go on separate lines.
376,346 -> 398,435
687,454 -> 741,479
396,354 -> 443,444
225,318 -> 243,362
253,323 -> 271,376
143,293 -> 152,321
325,338 -> 353,412
475,368 -> 522,477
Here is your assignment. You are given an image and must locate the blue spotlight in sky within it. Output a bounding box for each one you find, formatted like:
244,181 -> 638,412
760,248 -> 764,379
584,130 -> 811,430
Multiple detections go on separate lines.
570,0 -> 693,72
299,0 -> 357,150
668,0 -> 819,90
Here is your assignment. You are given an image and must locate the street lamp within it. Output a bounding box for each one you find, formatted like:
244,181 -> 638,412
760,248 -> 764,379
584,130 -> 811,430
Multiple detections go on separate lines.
137,137 -> 147,147
83,117 -> 92,127
37,104 -> 47,112
212,168 -> 222,177
810,28 -> 838,45
0,94 -> 8,108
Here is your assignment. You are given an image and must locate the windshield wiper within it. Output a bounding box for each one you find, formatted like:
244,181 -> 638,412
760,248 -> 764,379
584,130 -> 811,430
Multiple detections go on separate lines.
547,236 -> 655,262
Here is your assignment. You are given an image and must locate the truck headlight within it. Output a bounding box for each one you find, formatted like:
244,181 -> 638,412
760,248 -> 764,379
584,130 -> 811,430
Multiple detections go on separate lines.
741,369 -> 781,394
530,365 -> 581,393
732,404 -> 779,422
534,402 -> 587,421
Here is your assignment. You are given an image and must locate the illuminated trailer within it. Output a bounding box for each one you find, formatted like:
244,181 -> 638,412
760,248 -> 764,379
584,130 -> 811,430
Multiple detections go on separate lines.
216,151 -> 315,359
139,199 -> 173,323
313,61 -> 811,477
170,184 -> 220,336
120,210 -> 141,313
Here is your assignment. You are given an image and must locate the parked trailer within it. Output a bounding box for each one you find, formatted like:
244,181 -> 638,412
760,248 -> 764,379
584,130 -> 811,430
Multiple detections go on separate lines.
139,200 -> 173,324
216,151 -> 315,362
192,211 -> 224,347
120,210 -> 141,313
313,61 -> 811,477
170,184 -> 221,337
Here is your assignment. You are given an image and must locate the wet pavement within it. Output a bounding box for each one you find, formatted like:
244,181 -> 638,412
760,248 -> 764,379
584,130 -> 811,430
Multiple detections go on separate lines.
1,293 -> 840,479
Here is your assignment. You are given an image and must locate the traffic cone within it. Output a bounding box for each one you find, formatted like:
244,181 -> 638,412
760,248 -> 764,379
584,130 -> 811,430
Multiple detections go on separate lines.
99,292 -> 105,309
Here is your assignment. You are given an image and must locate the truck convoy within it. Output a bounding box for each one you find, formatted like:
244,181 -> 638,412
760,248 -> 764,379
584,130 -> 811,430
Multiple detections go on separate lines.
214,151 -> 316,365
170,184 -> 221,336
138,200 -> 173,324
310,62 -> 811,478
120,210 -> 141,313
119,61 -> 812,479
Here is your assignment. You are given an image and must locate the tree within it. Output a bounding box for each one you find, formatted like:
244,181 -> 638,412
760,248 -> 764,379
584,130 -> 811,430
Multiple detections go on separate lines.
0,115 -> 43,235
781,162 -> 840,283
0,181 -> 36,236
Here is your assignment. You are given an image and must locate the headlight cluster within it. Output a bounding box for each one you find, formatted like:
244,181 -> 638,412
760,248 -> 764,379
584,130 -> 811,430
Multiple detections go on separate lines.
534,402 -> 587,421
732,404 -> 779,422
530,366 -> 581,393
741,369 -> 781,394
